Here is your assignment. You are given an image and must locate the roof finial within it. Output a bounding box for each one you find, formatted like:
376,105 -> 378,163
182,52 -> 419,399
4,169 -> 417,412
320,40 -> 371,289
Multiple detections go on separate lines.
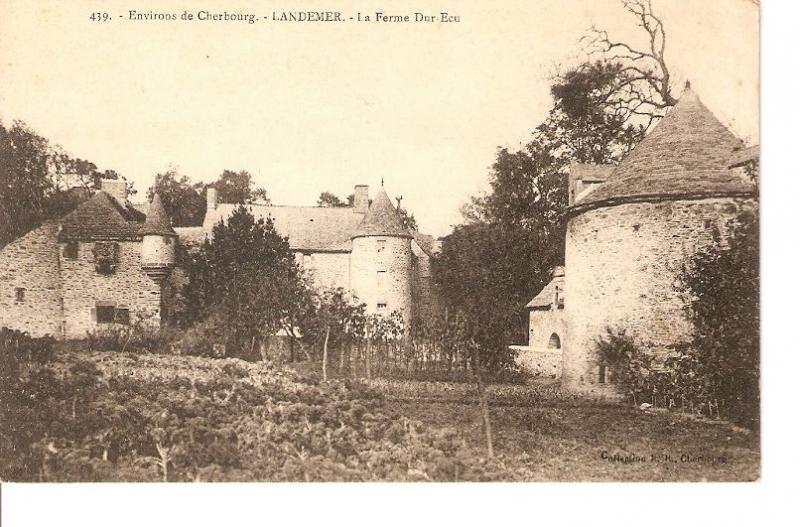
381,177 -> 384,187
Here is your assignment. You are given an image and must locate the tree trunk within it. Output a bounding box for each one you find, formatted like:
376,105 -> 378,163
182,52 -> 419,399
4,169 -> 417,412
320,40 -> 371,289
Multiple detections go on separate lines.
366,337 -> 371,380
472,341 -> 494,459
322,326 -> 330,382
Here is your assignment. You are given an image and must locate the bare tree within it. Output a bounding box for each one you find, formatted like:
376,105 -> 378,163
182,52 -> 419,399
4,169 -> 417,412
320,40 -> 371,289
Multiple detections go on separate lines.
581,0 -> 677,128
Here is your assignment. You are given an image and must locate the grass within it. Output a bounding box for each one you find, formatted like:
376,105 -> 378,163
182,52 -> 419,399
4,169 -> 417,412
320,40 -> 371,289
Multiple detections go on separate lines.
370,378 -> 759,481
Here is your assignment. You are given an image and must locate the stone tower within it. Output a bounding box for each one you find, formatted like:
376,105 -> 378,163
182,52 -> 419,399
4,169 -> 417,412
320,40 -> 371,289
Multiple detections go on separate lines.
349,185 -> 414,325
563,85 -> 757,388
139,193 -> 177,283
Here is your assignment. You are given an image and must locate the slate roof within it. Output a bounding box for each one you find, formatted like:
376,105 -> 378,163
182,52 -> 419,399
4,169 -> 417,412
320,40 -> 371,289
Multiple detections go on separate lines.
175,226 -> 207,251
139,194 -> 176,237
202,187 -> 429,252
526,267 -> 565,310
204,204 -> 366,252
569,86 -> 755,215
352,187 -> 413,238
59,192 -> 145,241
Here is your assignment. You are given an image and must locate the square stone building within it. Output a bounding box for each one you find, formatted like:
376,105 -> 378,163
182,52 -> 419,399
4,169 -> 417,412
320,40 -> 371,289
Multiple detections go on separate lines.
0,179 -> 440,339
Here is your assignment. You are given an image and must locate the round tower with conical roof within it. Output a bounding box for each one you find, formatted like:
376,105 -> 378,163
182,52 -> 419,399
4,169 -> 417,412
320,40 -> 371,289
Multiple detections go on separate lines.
139,193 -> 177,283
350,184 -> 414,325
563,84 -> 757,389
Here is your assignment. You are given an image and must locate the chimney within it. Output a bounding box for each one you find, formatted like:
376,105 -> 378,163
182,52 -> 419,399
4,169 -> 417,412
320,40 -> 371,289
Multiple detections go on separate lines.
100,179 -> 127,204
353,185 -> 369,213
207,187 -> 218,211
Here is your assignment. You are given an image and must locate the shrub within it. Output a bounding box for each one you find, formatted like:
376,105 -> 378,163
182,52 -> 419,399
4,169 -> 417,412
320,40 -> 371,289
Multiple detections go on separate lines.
0,327 -> 55,363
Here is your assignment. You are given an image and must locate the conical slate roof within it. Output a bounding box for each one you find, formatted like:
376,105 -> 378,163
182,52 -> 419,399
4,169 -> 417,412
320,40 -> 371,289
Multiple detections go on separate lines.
569,85 -> 755,214
138,193 -> 176,236
352,187 -> 412,238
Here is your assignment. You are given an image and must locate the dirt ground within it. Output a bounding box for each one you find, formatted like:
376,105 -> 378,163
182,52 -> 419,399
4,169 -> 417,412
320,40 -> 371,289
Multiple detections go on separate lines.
370,378 -> 760,481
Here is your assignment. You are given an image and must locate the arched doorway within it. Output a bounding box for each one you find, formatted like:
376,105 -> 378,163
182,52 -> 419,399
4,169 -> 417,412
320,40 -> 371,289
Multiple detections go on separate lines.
548,332 -> 561,349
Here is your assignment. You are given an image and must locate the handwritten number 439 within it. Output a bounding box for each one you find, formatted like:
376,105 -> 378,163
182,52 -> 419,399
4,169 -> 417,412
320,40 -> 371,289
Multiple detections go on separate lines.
90,12 -> 110,22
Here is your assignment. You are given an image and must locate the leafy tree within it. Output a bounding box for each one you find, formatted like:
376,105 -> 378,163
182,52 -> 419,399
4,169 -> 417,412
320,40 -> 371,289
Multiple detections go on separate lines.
317,192 -> 348,208
0,120 -> 130,246
395,200 -> 419,232
679,209 -> 759,427
211,170 -> 269,204
183,206 -> 306,356
440,24 -> 673,355
304,288 -> 366,381
147,170 -> 206,227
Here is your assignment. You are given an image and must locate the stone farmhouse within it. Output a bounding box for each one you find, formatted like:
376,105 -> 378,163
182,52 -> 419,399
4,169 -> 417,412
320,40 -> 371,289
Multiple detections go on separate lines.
0,179 -> 440,339
514,85 -> 758,390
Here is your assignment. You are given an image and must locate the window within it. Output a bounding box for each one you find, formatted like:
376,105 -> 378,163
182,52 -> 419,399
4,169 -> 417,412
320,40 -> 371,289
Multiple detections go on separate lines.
598,365 -> 607,384
376,270 -> 386,289
15,287 -> 25,302
63,241 -> 78,259
377,302 -> 387,311
376,239 -> 386,252
547,332 -> 561,349
95,304 -> 131,325
96,305 -> 115,323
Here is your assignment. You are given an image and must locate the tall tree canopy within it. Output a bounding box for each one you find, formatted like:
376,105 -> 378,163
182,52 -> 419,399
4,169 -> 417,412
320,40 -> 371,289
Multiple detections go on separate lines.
183,206 -> 308,355
317,192 -> 349,208
212,170 -> 269,204
0,120 -> 129,247
436,1 -> 678,348
147,170 -> 206,227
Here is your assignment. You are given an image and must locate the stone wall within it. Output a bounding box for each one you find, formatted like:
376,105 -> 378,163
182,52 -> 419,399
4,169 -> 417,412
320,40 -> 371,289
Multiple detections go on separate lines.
298,251 -> 351,291
350,236 -> 412,324
529,307 -> 568,350
564,196 -> 754,388
142,235 -> 176,267
411,242 -> 439,321
0,223 -> 64,337
512,346 -> 562,379
59,240 -> 161,338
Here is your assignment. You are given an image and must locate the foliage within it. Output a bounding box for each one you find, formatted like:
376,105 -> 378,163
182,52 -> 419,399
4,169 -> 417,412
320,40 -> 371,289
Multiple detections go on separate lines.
147,170 -> 206,227
441,53 -> 649,356
0,350 -> 517,482
211,169 -> 269,204
1,349 -> 758,482
182,206 -> 308,357
0,120 -> 130,246
595,208 -> 760,432
678,209 -> 759,427
317,191 -> 349,207
0,327 -> 56,364
594,327 -> 653,396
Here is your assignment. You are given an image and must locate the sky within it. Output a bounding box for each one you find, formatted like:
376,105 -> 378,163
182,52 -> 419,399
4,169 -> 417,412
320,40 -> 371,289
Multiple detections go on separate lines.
0,0 -> 758,237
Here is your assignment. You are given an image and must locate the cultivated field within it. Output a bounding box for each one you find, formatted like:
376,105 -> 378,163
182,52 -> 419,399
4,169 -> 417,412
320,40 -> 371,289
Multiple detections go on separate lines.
0,350 -> 759,482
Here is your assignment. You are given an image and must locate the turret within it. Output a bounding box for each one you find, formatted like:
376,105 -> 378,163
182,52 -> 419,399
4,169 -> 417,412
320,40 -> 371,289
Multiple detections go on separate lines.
349,184 -> 413,324
138,193 -> 177,282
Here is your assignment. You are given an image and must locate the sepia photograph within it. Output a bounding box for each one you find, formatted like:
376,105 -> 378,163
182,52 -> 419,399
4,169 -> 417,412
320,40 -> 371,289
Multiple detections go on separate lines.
0,0 -> 764,495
